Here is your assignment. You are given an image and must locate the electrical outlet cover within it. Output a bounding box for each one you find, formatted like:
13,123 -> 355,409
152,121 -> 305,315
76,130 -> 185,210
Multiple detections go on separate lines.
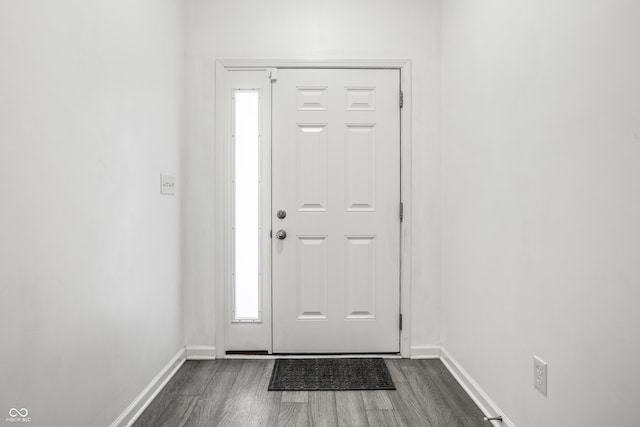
534,356 -> 547,396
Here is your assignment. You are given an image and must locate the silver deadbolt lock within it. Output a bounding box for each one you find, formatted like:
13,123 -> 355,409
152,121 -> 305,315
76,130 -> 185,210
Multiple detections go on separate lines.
276,229 -> 287,240
277,209 -> 287,219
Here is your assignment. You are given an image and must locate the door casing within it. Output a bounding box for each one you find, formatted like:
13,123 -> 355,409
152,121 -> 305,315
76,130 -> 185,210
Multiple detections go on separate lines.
214,59 -> 413,358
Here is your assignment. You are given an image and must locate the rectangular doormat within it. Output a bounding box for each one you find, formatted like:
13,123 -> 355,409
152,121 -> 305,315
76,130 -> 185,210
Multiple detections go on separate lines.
268,358 -> 396,391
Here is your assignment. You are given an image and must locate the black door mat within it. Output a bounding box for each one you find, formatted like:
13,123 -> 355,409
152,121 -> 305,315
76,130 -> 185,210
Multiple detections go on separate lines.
268,358 -> 396,391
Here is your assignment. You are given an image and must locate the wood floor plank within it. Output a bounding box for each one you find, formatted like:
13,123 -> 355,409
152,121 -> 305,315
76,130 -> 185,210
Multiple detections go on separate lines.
384,359 -> 408,383
336,391 -> 368,427
148,395 -> 198,427
179,361 -> 221,396
182,372 -> 237,427
133,387 -> 176,427
263,359 -> 275,377
245,364 -> 282,427
162,361 -> 201,395
419,360 -> 487,423
216,360 -> 265,426
277,402 -> 310,427
386,378 -> 433,427
133,363 -> 203,427
200,371 -> 238,400
217,359 -> 245,373
420,360 -> 473,415
361,390 -> 393,410
366,409 -> 400,427
309,391 -> 338,427
462,416 -> 492,427
400,360 -> 459,427
282,391 -> 309,403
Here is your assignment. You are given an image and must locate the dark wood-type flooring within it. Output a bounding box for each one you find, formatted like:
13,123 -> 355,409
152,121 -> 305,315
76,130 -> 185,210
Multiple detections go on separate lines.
133,359 -> 490,427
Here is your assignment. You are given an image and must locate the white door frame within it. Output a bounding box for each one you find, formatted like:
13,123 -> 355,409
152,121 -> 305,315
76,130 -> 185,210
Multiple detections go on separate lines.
214,59 -> 413,358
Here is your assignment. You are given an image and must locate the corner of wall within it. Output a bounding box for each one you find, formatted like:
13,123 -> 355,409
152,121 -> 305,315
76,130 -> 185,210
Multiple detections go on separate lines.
185,345 -> 217,360
410,345 -> 442,359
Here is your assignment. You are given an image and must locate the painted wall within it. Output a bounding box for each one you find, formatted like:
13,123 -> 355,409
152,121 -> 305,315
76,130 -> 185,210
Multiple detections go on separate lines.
441,1 -> 640,426
183,0 -> 442,354
0,1 -> 184,426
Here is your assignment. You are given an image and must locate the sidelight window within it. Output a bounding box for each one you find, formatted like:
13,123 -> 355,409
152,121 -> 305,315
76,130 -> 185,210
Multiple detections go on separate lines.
232,90 -> 261,321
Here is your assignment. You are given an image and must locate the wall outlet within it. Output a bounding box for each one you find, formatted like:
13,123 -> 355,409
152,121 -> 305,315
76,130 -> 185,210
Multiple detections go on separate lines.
534,356 -> 547,396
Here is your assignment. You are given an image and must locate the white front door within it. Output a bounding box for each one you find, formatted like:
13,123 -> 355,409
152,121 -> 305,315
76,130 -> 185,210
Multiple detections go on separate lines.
272,69 -> 401,353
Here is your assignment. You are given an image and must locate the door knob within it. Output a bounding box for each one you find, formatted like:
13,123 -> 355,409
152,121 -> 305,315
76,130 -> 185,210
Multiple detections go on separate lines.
277,209 -> 287,219
276,229 -> 287,240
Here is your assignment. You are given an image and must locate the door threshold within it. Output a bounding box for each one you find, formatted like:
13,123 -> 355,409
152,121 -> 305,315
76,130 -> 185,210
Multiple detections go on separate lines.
224,352 -> 402,360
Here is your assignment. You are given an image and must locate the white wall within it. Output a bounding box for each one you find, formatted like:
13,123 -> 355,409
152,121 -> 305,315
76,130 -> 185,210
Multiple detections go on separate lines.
441,1 -> 640,426
183,0 -> 442,353
0,1 -> 184,426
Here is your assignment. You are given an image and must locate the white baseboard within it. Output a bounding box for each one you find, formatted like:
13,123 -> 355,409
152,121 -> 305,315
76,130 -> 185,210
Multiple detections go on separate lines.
440,347 -> 516,427
410,345 -> 442,359
185,345 -> 217,360
110,347 -> 186,427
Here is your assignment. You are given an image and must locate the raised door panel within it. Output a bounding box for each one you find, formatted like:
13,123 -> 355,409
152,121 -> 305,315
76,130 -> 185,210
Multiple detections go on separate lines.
345,124 -> 376,212
296,236 -> 328,320
296,124 -> 328,212
344,236 -> 376,320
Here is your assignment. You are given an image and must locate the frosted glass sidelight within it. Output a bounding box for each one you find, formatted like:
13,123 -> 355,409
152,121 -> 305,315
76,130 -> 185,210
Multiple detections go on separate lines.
233,91 -> 260,320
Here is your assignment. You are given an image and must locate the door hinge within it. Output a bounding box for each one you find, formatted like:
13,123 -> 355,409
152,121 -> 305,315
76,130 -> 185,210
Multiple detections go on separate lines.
399,202 -> 404,222
268,68 -> 278,82
399,313 -> 403,330
399,91 -> 404,109
270,229 -> 272,239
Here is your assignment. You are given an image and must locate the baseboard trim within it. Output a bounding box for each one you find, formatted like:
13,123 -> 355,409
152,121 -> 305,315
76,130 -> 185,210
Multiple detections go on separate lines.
185,345 -> 217,360
110,347 -> 186,427
410,345 -> 442,359
440,347 -> 516,427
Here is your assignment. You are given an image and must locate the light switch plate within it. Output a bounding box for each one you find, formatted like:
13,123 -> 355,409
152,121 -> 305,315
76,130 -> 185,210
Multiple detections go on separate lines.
160,174 -> 176,195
